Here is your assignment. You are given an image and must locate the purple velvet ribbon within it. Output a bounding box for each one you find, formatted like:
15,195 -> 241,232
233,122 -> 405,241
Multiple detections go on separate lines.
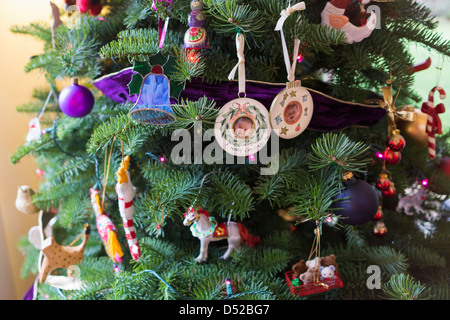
179,78 -> 386,131
93,69 -> 386,132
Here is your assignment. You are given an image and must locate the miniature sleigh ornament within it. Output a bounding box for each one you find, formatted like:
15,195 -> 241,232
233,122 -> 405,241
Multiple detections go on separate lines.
116,156 -> 142,261
183,207 -> 260,263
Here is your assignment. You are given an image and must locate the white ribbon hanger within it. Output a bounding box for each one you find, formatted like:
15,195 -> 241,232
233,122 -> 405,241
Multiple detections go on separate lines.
275,1 -> 306,83
228,32 -> 246,96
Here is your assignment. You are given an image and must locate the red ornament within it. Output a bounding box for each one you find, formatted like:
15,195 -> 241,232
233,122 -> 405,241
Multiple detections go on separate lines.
384,148 -> 402,165
438,156 -> 450,176
376,173 -> 391,191
386,129 -> 406,152
382,184 -> 396,198
372,206 -> 383,221
373,221 -> 387,238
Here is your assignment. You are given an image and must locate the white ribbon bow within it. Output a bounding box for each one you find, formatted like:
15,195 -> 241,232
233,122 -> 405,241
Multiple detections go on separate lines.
275,1 -> 306,82
228,32 -> 246,95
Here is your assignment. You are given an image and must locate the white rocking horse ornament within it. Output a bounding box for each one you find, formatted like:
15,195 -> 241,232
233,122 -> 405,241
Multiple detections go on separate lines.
183,207 -> 260,263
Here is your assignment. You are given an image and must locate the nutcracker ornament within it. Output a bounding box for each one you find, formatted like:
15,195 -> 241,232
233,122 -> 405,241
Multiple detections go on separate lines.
184,0 -> 209,50
115,156 -> 142,262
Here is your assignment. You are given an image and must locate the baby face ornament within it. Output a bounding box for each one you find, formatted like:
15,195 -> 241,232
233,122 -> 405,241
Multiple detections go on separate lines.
269,81 -> 313,139
215,97 -> 271,157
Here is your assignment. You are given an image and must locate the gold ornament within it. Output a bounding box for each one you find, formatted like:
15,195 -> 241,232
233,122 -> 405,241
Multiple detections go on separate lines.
395,109 -> 428,146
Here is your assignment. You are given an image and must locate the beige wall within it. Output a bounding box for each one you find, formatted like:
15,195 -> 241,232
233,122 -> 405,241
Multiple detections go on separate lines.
0,1 -> 50,299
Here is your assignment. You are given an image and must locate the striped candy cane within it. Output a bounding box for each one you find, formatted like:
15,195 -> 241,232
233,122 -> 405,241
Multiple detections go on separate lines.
115,156 -> 141,261
421,86 -> 446,159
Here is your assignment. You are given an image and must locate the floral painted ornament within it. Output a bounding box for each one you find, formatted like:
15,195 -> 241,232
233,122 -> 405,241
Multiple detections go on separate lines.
215,32 -> 271,156
215,97 -> 271,156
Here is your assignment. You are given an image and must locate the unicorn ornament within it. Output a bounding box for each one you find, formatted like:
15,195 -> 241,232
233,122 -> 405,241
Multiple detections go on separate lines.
183,207 -> 260,263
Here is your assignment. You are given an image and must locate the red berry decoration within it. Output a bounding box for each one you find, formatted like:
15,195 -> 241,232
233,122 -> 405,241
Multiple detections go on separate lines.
372,206 -> 383,222
58,78 -> 95,118
384,148 -> 402,165
386,129 -> 406,152
382,183 -> 396,198
76,0 -> 91,13
89,0 -> 103,15
376,173 -> 391,191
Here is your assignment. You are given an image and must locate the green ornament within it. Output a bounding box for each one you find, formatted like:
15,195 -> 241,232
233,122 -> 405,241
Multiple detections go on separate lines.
127,52 -> 184,101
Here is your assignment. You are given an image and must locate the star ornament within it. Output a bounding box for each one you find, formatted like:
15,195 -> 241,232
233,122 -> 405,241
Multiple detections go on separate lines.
280,127 -> 289,135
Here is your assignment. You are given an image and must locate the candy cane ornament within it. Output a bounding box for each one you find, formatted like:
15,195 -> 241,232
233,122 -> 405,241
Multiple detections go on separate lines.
115,156 -> 142,261
421,86 -> 446,159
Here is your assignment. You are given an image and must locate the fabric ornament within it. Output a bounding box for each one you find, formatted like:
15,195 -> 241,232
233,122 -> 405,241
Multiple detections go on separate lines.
90,187 -> 124,263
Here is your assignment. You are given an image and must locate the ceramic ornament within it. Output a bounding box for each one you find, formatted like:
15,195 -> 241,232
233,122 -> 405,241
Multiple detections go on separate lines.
215,97 -> 271,157
25,118 -> 42,144
215,32 -> 271,156
270,2 -> 313,139
321,0 -> 377,44
15,186 -> 39,215
184,0 -> 209,50
183,207 -> 260,263
396,185 -> 427,216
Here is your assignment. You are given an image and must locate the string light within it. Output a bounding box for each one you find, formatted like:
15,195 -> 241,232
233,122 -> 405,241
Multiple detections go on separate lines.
225,278 -> 233,296
249,154 -> 255,162
421,179 -> 429,187
160,156 -> 166,162
375,151 -> 385,159
297,54 -> 304,63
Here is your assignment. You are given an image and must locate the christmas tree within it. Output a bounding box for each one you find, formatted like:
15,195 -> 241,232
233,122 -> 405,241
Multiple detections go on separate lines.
11,0 -> 450,302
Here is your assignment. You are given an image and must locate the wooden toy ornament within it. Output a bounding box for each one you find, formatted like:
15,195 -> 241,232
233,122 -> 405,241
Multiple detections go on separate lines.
270,2 -> 313,139
214,32 -> 271,157
39,223 -> 90,288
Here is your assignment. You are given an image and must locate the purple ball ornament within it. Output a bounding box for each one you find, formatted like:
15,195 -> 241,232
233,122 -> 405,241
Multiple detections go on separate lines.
58,78 -> 95,117
331,172 -> 379,225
